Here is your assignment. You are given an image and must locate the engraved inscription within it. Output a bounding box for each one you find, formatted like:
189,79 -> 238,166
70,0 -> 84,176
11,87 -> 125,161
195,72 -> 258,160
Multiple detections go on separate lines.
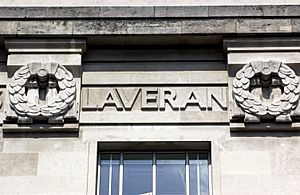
82,87 -> 228,112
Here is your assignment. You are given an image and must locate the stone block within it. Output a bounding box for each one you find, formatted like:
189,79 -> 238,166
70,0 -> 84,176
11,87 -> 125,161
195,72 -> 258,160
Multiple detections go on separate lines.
101,6 -> 154,17
209,6 -> 263,17
5,38 -> 86,54
0,21 -> 18,35
0,175 -> 86,194
228,52 -> 300,65
73,20 -> 128,35
81,125 -> 229,142
0,0 -> 300,6
286,151 -> 300,175
100,0 -> 155,6
155,6 -> 208,17
221,175 -> 300,195
46,7 -> 102,18
7,54 -> 82,67
292,19 -> 300,33
127,20 -> 181,34
0,7 -> 26,18
3,139 -> 86,153
263,5 -> 300,16
17,20 -> 73,35
38,152 -> 88,176
82,71 -> 228,85
80,111 -> 228,124
237,19 -> 292,33
181,19 -> 236,34
25,7 -> 47,18
221,151 -> 271,175
220,139 -> 281,151
0,153 -> 38,176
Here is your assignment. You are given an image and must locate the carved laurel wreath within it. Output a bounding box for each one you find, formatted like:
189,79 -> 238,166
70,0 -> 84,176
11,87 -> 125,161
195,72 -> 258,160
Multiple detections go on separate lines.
233,61 -> 300,116
9,62 -> 76,118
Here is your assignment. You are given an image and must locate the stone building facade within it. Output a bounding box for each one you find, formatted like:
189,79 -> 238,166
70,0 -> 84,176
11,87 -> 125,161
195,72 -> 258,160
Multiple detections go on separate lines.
0,5 -> 300,195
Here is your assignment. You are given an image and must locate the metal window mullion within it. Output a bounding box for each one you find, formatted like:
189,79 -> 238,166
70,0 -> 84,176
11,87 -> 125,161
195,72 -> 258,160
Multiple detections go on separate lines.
119,153 -> 124,195
186,152 -> 190,195
153,153 -> 156,195
208,153 -> 212,195
108,154 -> 113,195
97,153 -> 101,195
197,153 -> 201,195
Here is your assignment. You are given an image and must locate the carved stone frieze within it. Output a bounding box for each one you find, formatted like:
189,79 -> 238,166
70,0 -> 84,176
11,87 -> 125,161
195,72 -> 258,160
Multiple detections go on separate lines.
233,61 -> 300,122
8,62 -> 76,124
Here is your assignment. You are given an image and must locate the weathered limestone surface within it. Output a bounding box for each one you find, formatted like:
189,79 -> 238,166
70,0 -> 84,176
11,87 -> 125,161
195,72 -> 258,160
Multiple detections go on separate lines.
81,125 -> 229,142
82,71 -> 227,85
0,139 -> 89,195
0,153 -> 38,176
8,18 -> 298,35
237,19 -> 292,33
1,6 -> 300,18
220,138 -> 300,195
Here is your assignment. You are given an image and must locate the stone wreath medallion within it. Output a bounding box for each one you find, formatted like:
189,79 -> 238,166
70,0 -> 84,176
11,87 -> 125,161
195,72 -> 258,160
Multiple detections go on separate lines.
9,62 -> 76,119
233,61 -> 300,116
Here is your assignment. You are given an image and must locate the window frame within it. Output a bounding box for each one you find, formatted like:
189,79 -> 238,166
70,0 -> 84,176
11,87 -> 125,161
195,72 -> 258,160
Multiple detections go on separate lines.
96,151 -> 212,195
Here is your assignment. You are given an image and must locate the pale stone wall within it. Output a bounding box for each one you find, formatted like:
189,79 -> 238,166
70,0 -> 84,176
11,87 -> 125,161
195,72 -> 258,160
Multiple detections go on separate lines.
0,5 -> 300,195
2,129 -> 300,194
220,137 -> 300,195
0,139 -> 89,195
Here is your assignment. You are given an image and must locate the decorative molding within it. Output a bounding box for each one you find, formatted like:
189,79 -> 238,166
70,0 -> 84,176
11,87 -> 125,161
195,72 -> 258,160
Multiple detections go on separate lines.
233,61 -> 300,122
8,62 -> 76,124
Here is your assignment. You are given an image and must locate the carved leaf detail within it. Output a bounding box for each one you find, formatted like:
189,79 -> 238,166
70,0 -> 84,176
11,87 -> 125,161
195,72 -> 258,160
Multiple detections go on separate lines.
233,61 -> 300,117
9,63 -> 76,119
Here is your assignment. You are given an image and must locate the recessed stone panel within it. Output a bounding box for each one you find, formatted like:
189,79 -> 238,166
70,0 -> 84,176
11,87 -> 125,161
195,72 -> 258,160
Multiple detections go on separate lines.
81,86 -> 228,123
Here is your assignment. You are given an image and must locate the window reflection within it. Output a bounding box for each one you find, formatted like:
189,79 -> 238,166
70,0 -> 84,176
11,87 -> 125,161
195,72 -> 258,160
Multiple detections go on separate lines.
156,153 -> 186,195
123,153 -> 153,195
189,153 -> 209,195
100,153 -> 120,195
98,152 -> 209,195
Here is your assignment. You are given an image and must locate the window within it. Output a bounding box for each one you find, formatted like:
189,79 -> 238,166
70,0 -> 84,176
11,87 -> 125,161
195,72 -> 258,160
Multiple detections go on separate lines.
97,152 -> 211,195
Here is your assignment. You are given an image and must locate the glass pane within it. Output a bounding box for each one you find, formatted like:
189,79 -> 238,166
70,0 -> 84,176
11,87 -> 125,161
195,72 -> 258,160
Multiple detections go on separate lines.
189,153 -> 209,195
99,153 -> 120,195
99,163 -> 109,195
189,163 -> 198,195
156,153 -> 186,195
200,159 -> 209,195
112,164 -> 120,195
123,153 -> 153,195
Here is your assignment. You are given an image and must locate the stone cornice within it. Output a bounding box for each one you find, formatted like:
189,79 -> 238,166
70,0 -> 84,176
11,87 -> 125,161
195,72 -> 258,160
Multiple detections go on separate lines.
0,6 -> 299,36
0,5 -> 299,19
0,18 -> 298,36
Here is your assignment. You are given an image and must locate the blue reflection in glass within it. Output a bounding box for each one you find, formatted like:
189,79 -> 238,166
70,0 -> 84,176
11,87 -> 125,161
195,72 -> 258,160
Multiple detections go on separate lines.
156,153 -> 186,195
123,153 -> 153,195
189,153 -> 209,195
100,153 -> 120,195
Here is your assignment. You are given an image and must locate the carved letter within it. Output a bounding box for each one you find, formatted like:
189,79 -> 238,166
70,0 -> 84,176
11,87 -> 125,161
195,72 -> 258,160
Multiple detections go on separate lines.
159,88 -> 178,111
99,89 -> 123,111
117,88 -> 140,111
180,89 -> 206,110
207,88 -> 227,110
141,88 -> 158,110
